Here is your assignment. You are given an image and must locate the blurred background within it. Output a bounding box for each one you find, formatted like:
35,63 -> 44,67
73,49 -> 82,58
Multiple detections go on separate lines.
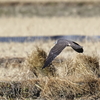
0,0 -> 99,57
0,0 -> 100,37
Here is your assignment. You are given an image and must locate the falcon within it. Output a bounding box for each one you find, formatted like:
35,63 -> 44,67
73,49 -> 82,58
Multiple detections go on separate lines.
42,39 -> 83,69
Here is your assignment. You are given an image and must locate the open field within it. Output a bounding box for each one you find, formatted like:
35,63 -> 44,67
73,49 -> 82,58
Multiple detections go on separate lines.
0,17 -> 100,36
0,40 -> 99,100
0,41 -> 99,57
0,2 -> 100,100
0,0 -> 99,3
0,2 -> 100,36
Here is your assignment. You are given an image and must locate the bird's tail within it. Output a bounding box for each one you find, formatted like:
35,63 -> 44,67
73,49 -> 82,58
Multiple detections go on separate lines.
71,41 -> 83,53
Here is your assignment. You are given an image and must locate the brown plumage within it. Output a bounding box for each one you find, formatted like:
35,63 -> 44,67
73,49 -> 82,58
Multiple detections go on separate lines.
42,39 -> 83,69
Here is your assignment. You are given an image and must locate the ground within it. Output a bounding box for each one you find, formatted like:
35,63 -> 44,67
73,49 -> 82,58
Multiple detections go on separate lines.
0,2 -> 100,100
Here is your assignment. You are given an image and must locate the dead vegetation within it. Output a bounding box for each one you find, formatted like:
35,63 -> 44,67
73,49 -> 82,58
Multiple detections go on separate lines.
0,46 -> 100,100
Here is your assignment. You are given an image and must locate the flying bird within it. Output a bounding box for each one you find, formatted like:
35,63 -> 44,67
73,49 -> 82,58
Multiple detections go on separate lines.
42,39 -> 83,69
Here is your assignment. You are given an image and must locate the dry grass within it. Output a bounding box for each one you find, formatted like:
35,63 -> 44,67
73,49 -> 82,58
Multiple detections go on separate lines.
0,41 -> 99,99
0,0 -> 99,3
0,17 -> 100,37
0,2 -> 99,99
26,47 -> 56,77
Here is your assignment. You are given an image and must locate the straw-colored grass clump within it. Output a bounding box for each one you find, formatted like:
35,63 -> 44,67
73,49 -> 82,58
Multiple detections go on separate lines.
26,47 -> 56,77
25,47 -> 100,99
0,47 -> 100,99
66,54 -> 100,82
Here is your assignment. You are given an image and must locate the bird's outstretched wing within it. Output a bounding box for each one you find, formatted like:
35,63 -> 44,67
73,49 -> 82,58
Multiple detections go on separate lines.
42,39 -> 83,69
69,41 -> 83,53
42,42 -> 66,69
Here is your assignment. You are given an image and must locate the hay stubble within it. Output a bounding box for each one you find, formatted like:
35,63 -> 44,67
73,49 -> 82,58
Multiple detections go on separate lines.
0,41 -> 99,99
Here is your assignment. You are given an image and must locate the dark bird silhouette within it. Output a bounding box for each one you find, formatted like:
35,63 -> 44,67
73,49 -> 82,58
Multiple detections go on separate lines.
42,39 -> 83,69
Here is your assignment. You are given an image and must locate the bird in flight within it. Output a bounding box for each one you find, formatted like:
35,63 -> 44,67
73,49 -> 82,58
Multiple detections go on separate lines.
42,39 -> 83,69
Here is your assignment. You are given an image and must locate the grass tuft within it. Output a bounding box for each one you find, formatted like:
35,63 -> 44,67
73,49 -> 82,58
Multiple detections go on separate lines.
26,47 -> 56,77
